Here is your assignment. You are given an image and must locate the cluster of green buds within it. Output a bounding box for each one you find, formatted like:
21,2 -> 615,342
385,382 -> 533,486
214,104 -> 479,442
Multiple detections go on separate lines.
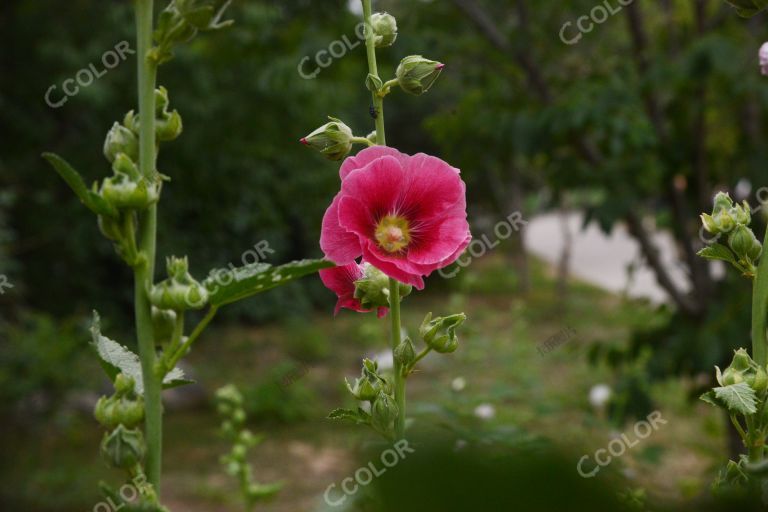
335,359 -> 400,438
215,385 -> 281,507
302,11 -> 445,162
702,348 -> 768,485
96,87 -> 185,266
699,192 -> 761,276
150,256 -> 209,312
151,0 -> 233,64
94,374 -> 147,470
353,263 -> 412,310
419,312 -> 466,354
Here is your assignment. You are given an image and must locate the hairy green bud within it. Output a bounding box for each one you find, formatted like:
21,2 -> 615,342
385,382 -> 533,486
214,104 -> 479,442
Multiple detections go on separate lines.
103,122 -> 139,163
301,117 -> 354,161
101,425 -> 145,469
419,312 -> 466,354
371,391 -> 398,433
395,55 -> 445,96
370,12 -> 397,48
149,256 -> 209,311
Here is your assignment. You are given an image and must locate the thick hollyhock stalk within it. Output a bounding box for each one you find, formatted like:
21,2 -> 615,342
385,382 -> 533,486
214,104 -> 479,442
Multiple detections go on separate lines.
361,0 -> 405,438
133,0 -> 163,491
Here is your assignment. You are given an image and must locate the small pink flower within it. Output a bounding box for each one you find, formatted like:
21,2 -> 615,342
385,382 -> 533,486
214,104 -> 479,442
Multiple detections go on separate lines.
320,147 -> 471,289
319,263 -> 387,317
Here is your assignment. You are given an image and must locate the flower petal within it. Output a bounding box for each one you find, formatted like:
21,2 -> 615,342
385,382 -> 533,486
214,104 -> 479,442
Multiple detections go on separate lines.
320,193 -> 362,264
339,146 -> 408,180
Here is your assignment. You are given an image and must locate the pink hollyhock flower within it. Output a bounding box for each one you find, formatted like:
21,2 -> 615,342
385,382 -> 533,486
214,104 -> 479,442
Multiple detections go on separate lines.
320,146 -> 471,289
319,263 -> 388,317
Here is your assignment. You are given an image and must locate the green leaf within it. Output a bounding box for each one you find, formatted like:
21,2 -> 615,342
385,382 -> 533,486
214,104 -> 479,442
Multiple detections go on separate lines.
328,407 -> 370,424
42,152 -> 117,217
700,390 -> 724,409
204,259 -> 334,307
713,382 -> 758,415
697,243 -> 738,265
91,311 -> 145,391
725,0 -> 768,17
91,311 -> 193,395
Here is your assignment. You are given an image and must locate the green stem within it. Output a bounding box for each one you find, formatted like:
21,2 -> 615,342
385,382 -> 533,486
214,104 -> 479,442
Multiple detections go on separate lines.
389,278 -> 406,439
166,306 -> 218,370
351,136 -> 374,147
407,347 -> 432,374
362,0 -> 386,146
751,220 -> 768,367
134,0 -> 162,493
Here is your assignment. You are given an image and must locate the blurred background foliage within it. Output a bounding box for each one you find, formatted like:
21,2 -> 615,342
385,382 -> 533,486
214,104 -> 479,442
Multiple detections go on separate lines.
5,0 -> 768,510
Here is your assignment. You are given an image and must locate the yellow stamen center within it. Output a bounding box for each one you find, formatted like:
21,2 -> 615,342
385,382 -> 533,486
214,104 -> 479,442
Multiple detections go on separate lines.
375,215 -> 411,253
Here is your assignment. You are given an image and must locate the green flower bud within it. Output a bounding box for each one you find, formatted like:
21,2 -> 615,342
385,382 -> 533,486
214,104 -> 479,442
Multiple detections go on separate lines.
232,443 -> 247,460
729,225 -> 761,262
98,214 -> 123,241
713,192 -> 734,213
731,348 -> 753,372
94,393 -> 145,429
353,263 -> 412,309
156,109 -> 183,142
100,154 -> 159,210
216,384 -> 244,406
101,425 -> 145,469
394,337 -> 415,367
751,367 -> 768,394
700,213 -> 718,234
712,209 -> 736,233
345,375 -> 382,401
104,122 -> 139,163
395,55 -> 445,96
419,312 -> 466,354
370,12 -> 398,48
149,256 -> 209,311
722,367 -> 744,386
371,391 -> 399,432
152,307 -> 177,346
732,201 -> 752,226
301,117 -> 354,161
176,0 -> 233,30
114,373 -> 135,396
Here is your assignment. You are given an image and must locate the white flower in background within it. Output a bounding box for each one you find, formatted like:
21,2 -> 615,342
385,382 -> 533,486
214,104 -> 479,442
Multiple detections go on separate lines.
473,403 -> 496,420
589,384 -> 613,409
454,439 -> 468,451
760,42 -> 768,76
451,376 -> 466,392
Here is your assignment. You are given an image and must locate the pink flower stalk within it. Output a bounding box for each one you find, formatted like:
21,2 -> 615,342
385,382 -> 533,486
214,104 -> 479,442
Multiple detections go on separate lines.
320,146 -> 471,289
319,263 -> 388,317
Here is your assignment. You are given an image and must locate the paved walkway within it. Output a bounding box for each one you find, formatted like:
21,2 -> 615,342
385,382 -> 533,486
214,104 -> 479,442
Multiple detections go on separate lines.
525,212 -> 711,304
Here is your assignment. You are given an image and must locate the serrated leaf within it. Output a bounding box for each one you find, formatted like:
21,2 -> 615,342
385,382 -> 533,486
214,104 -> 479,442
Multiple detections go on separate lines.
42,152 -> 117,217
204,259 -> 334,307
697,243 -> 738,265
700,390 -> 724,408
91,311 -> 145,392
91,311 -> 193,395
328,407 -> 369,424
713,382 -> 758,415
